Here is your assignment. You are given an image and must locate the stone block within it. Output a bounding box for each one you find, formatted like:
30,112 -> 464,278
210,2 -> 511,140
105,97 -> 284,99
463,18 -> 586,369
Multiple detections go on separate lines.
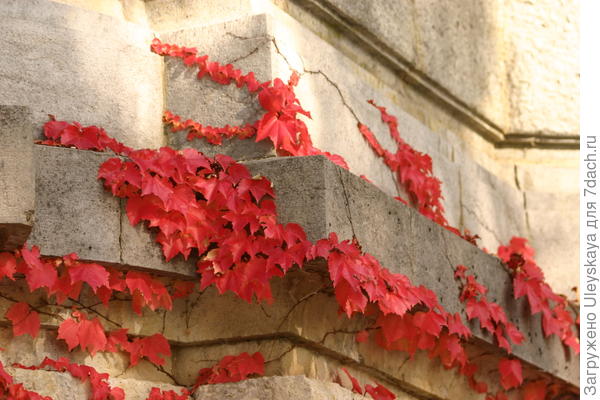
192,375 -> 365,400
161,12 -> 470,200
29,145 -> 121,262
0,0 -> 164,149
6,368 -> 185,400
161,14 -> 277,160
30,145 -> 197,276
459,160 -> 528,251
0,105 -> 35,250
526,191 -> 579,297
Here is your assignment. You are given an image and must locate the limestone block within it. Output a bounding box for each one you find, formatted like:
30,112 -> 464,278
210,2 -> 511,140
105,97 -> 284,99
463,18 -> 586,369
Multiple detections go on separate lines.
30,145 -> 196,276
526,191 -> 579,297
6,368 -> 185,400
29,145 -> 121,262
161,13 -> 469,200
0,0 -> 164,149
0,105 -> 35,250
193,375 -> 366,400
145,0 -> 260,32
459,160 -> 528,251
504,0 -> 579,136
161,14 -> 277,160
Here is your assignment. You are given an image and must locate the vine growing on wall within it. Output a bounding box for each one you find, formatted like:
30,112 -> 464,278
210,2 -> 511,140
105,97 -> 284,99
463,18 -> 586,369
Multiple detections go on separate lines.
0,37 -> 578,400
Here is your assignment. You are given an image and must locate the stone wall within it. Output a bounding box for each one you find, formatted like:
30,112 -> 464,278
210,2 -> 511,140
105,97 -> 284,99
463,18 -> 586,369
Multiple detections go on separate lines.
0,0 -> 579,398
25,0 -> 579,295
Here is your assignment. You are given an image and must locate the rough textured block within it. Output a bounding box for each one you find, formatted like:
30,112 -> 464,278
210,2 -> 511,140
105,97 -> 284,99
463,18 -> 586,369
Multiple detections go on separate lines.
8,369 -> 185,400
193,375 -> 364,400
526,191 -> 579,297
0,0 -> 164,149
161,14 -> 277,160
30,145 -> 195,275
0,105 -> 35,250
459,160 -> 528,251
29,146 -> 121,262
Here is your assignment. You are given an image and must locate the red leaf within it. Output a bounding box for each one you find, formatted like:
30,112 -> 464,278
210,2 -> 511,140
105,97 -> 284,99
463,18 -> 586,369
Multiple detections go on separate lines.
68,262 -> 109,292
364,383 -> 396,400
192,352 -> 264,390
498,358 -> 523,390
523,380 -> 547,400
5,302 -> 40,338
128,334 -> 171,366
0,252 -> 17,280
21,246 -> 58,292
341,368 -> 363,394
57,312 -> 107,356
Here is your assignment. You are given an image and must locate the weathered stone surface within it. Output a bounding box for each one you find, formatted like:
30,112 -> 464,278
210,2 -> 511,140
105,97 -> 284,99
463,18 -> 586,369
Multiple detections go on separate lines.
245,155 -> 577,385
526,191 -> 579,297
161,14 -> 277,160
30,145 -> 195,275
0,105 -> 35,250
503,0 -> 579,136
459,160 -> 528,251
0,0 -> 164,149
192,375 -> 366,400
29,145 -> 121,262
7,368 -> 185,400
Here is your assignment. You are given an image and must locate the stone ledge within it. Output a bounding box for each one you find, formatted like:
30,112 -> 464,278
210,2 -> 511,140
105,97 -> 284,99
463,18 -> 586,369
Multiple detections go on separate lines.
27,145 -> 578,387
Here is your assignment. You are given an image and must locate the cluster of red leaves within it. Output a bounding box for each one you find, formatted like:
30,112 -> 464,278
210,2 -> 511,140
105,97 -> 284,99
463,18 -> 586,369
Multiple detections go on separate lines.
498,238 -> 579,353
339,368 -> 396,400
58,313 -> 171,366
0,246 -> 174,367
313,233 -> 485,388
10,38 -> 575,399
454,265 -> 524,354
152,38 -> 348,170
358,101 -> 479,245
40,117 -> 489,394
191,352 -> 264,392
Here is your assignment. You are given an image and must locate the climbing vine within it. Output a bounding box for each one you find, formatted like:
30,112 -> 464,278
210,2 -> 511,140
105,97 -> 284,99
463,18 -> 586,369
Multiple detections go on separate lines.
0,37 -> 578,400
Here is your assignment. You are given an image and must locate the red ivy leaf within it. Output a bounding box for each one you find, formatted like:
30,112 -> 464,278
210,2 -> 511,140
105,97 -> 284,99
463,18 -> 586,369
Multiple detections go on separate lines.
0,252 -> 17,280
128,334 -> 171,366
498,358 -> 523,390
341,368 -> 363,394
5,302 -> 40,338
364,383 -> 396,400
68,262 -> 109,292
522,380 -> 547,400
192,352 -> 264,391
57,312 -> 107,356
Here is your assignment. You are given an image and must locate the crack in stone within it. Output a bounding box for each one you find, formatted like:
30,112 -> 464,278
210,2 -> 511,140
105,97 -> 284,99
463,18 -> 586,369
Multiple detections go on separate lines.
336,167 -> 357,240
303,69 -> 361,124
462,204 -> 503,245
225,33 -> 364,130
